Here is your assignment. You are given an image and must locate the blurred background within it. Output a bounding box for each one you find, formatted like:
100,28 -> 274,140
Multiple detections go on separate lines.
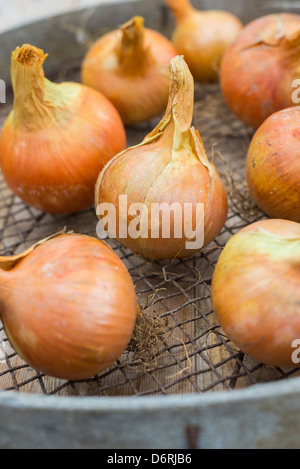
1,0 -> 300,83
1,0 -> 300,34
0,0 -> 124,33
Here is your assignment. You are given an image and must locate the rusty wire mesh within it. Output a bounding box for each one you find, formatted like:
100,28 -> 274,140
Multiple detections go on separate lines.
0,72 -> 299,398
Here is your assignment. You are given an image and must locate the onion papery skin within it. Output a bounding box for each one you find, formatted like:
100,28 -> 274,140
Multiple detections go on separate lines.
246,107 -> 300,222
95,56 -> 228,260
212,219 -> 300,369
82,17 -> 177,125
0,45 -> 126,214
165,0 -> 242,82
221,13 -> 300,129
0,234 -> 137,380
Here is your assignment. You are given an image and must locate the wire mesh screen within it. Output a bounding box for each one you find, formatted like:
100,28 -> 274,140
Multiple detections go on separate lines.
0,74 -> 299,397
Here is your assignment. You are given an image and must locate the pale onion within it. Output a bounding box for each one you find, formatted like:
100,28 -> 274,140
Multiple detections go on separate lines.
0,233 -> 137,380
95,56 -> 228,260
212,219 -> 300,369
165,0 -> 242,82
0,44 -> 126,214
246,107 -> 300,222
221,13 -> 300,128
82,16 -> 177,125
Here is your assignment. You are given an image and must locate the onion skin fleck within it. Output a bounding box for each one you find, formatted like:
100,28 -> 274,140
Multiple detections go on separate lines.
212,219 -> 300,369
221,13 -> 300,128
82,17 -> 176,125
165,0 -> 242,82
0,234 -> 137,380
246,107 -> 300,222
0,44 -> 126,214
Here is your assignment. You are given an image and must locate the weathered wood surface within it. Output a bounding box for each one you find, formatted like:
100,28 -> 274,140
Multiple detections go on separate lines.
1,378 -> 300,449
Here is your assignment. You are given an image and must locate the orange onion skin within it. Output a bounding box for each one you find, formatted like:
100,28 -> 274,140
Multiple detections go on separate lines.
0,85 -> 126,214
96,128 -> 228,260
165,0 -> 242,82
95,56 -> 228,260
0,45 -> 126,214
82,20 -> 177,125
82,27 -> 176,72
212,219 -> 300,369
246,107 -> 300,222
221,13 -> 300,129
0,234 -> 137,380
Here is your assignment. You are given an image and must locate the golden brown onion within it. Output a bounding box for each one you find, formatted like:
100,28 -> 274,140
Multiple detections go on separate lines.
82,16 -> 177,125
165,0 -> 242,82
246,107 -> 300,222
221,13 -> 300,128
212,219 -> 300,369
95,56 -> 228,260
0,44 -> 126,214
0,233 -> 137,380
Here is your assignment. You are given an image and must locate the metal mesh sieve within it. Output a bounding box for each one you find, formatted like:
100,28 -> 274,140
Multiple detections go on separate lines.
1,74 -> 299,397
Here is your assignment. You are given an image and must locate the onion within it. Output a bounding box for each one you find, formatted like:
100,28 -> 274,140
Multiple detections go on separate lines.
246,107 -> 300,222
212,219 -> 300,369
165,0 -> 242,82
0,44 -> 126,214
221,13 -> 300,128
0,233 -> 137,380
82,16 -> 177,125
95,56 -> 228,260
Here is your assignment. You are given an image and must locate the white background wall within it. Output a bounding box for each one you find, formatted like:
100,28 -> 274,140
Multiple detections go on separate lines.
0,0 -> 129,33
